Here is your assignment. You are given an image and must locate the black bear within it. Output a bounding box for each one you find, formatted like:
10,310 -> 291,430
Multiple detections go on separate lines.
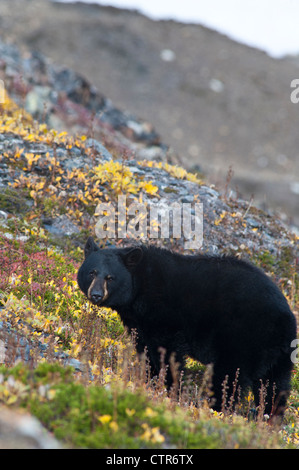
77,237 -> 297,418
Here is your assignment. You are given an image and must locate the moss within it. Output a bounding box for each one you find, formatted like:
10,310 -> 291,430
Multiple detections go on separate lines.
163,186 -> 179,194
0,187 -> 32,215
253,250 -> 276,271
278,246 -> 298,280
42,197 -> 59,218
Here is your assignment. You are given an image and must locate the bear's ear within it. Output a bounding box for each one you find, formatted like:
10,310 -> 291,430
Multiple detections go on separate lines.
123,247 -> 143,269
84,237 -> 99,259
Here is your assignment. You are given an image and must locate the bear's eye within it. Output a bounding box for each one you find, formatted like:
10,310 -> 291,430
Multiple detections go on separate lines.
105,275 -> 114,282
89,270 -> 97,279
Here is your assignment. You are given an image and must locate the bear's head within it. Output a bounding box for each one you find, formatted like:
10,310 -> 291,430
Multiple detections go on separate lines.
77,237 -> 143,308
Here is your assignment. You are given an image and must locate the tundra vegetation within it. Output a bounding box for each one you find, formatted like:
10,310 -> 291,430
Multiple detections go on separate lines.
0,93 -> 298,448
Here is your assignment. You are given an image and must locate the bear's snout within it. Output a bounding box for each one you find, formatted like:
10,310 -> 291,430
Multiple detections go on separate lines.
87,277 -> 108,305
90,292 -> 103,304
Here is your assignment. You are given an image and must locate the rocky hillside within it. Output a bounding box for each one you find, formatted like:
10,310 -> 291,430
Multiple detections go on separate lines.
0,37 -> 298,448
0,38 -> 298,260
1,0 -> 299,232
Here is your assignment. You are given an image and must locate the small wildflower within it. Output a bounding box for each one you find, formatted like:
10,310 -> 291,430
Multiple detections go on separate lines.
144,407 -> 158,418
98,414 -> 112,425
109,421 -> 119,432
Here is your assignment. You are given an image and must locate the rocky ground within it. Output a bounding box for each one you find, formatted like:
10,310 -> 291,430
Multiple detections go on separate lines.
0,406 -> 61,448
0,0 -> 298,232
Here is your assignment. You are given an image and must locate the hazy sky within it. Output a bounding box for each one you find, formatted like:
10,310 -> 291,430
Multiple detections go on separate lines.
56,0 -> 299,57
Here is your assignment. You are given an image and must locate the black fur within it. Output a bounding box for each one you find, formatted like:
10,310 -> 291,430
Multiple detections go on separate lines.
77,237 -> 297,417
